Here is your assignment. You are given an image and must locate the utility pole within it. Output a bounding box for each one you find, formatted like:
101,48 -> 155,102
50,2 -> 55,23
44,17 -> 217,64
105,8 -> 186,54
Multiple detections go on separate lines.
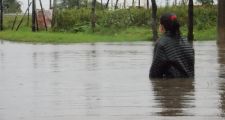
32,0 -> 36,32
0,0 -> 3,31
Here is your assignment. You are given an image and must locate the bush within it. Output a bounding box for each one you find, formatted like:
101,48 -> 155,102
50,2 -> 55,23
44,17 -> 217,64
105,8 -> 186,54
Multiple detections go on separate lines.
53,6 -> 217,32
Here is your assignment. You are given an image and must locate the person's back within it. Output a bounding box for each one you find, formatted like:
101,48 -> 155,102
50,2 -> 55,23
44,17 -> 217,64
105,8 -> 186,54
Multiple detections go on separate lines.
149,13 -> 194,78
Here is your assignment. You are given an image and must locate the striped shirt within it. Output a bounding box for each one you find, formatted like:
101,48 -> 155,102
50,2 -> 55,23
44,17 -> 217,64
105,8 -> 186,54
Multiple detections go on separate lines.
149,32 -> 194,78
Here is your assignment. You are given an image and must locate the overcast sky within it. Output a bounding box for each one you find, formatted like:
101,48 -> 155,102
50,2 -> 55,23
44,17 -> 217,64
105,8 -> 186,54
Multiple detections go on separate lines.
18,0 -> 218,12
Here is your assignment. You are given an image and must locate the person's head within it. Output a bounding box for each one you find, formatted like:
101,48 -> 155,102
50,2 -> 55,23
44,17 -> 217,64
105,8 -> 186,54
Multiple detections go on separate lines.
159,13 -> 181,37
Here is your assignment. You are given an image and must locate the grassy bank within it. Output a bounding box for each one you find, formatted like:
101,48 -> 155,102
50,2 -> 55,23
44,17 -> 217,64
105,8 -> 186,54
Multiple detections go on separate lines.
0,27 -> 151,43
0,26 -> 216,44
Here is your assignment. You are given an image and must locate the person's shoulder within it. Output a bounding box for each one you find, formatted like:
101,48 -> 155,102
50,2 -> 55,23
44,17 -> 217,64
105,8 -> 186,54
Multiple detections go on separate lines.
156,35 -> 170,46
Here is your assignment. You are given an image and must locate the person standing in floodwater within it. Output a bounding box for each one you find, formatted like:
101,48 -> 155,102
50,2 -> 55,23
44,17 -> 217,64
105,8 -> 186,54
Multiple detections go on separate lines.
149,13 -> 194,78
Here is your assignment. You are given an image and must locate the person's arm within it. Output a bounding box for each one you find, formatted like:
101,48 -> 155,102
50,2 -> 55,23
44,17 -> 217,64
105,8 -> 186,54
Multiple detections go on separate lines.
149,43 -> 167,78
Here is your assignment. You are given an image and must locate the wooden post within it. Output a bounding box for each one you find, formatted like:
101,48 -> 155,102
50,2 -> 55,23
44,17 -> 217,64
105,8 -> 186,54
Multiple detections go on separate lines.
151,0 -> 158,41
0,0 -> 3,31
188,0 -> 194,43
32,0 -> 36,32
91,0 -> 96,32
218,0 -> 225,42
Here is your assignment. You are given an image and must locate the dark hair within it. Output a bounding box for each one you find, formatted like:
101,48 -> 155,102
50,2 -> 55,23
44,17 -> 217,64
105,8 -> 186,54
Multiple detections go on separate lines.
160,13 -> 181,38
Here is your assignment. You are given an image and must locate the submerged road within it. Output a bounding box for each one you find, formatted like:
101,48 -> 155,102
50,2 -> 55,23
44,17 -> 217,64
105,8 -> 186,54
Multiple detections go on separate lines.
0,40 -> 224,120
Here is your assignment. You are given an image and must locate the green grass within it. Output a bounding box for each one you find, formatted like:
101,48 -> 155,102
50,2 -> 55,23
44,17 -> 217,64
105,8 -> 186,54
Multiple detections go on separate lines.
0,27 -> 151,44
0,26 -> 216,44
194,27 -> 217,40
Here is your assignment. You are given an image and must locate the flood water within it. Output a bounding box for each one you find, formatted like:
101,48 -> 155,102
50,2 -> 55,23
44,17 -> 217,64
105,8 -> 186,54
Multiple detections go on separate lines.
0,40 -> 225,120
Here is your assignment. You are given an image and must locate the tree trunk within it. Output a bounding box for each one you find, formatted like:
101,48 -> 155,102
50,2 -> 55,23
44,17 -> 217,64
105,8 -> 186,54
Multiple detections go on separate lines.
39,0 -> 47,31
174,0 -> 177,6
0,0 -> 3,31
50,0 -> 52,9
147,0 -> 149,9
138,0 -> 140,8
101,0 -> 103,9
115,0 -> 119,9
132,0 -> 135,7
52,0 -> 57,28
105,0 -> 110,8
188,0 -> 194,43
218,0 -> 225,42
32,0 -> 36,32
124,0 -> 126,8
91,0 -> 96,32
27,0 -> 30,26
151,0 -> 158,41
77,0 -> 80,9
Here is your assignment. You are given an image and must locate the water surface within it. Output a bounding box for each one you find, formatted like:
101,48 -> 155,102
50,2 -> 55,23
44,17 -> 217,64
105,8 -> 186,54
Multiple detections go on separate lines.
0,40 -> 224,120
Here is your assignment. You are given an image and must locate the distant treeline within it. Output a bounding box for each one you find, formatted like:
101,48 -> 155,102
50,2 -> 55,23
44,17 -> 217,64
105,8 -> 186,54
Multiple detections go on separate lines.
52,5 -> 217,33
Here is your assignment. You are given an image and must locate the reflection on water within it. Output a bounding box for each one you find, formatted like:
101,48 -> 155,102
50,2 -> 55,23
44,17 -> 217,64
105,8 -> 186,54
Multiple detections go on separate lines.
218,43 -> 225,117
151,79 -> 195,116
0,40 -> 225,120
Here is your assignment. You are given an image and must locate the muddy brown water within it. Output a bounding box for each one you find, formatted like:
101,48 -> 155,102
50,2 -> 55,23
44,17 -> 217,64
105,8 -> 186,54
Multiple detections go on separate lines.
0,40 -> 225,120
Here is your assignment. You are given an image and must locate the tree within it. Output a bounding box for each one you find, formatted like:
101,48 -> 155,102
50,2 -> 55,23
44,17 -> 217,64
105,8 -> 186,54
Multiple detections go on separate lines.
91,0 -> 96,32
151,0 -> 158,41
166,0 -> 169,7
188,0 -> 194,43
180,0 -> 188,5
218,0 -> 225,42
59,0 -> 89,8
196,0 -> 213,5
0,0 -> 3,31
3,0 -> 22,13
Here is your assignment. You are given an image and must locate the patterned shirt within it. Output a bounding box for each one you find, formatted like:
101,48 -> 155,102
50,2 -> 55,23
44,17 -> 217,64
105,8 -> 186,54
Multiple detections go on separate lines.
149,32 -> 194,78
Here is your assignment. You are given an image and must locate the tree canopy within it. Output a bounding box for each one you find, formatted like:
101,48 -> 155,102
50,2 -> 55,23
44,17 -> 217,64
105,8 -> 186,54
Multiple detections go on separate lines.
58,0 -> 102,9
3,0 -> 22,13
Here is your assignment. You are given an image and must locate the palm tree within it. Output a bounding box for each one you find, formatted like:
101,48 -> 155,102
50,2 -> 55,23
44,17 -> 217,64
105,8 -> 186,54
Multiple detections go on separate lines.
188,0 -> 193,43
218,0 -> 225,42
